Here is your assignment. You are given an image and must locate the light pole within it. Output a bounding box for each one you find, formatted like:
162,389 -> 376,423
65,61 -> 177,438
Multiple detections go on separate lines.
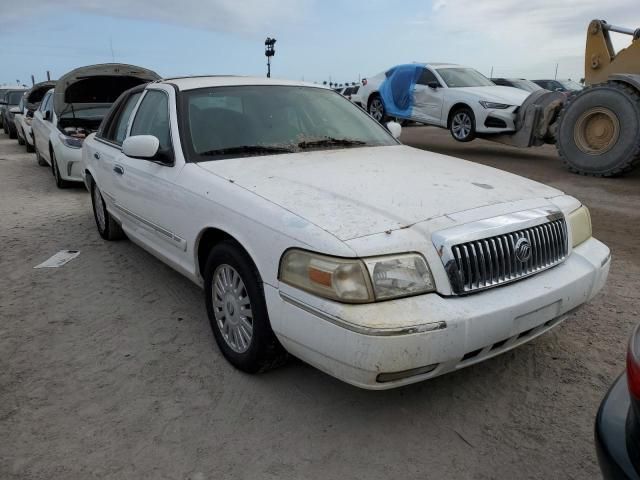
265,37 -> 276,78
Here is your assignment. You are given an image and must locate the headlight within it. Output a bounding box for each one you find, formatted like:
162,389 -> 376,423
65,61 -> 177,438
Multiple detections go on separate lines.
479,101 -> 511,109
279,249 -> 435,303
58,133 -> 84,149
568,205 -> 592,247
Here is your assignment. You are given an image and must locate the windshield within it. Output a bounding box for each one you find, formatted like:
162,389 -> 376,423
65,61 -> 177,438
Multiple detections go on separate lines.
510,80 -> 542,92
559,80 -> 583,91
8,91 -> 25,105
182,85 -> 397,161
436,68 -> 494,88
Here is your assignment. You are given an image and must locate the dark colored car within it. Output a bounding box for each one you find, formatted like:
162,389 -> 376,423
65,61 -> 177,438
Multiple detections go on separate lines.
491,78 -> 543,93
531,79 -> 584,94
596,323 -> 640,479
1,89 -> 27,139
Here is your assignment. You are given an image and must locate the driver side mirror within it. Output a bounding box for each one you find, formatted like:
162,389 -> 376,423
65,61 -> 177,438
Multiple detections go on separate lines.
386,121 -> 402,139
44,110 -> 52,121
122,135 -> 169,163
426,81 -> 440,89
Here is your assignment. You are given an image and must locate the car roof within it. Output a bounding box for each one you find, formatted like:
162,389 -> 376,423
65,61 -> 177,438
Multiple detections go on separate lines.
159,76 -> 325,91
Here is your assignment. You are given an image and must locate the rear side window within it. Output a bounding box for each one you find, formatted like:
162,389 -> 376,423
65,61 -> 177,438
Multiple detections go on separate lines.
130,90 -> 171,152
112,92 -> 142,145
39,93 -> 51,113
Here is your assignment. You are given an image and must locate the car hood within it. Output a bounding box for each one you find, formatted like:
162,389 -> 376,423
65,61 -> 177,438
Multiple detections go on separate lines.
197,145 -> 563,241
53,63 -> 160,115
453,86 -> 530,106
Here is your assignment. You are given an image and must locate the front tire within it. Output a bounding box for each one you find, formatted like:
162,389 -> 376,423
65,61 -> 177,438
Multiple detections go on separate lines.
556,81 -> 640,177
204,241 -> 286,374
26,140 -> 35,153
91,181 -> 125,241
449,107 -> 476,142
52,150 -> 72,189
35,145 -> 48,166
17,129 -> 25,145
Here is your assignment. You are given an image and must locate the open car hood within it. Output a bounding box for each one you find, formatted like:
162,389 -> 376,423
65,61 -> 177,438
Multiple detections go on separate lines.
25,81 -> 57,110
53,63 -> 161,115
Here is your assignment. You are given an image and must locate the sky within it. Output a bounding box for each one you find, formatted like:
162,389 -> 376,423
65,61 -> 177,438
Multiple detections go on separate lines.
1,0 -> 638,86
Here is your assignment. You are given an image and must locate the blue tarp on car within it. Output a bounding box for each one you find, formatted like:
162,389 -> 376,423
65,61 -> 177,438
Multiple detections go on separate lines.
378,63 -> 426,118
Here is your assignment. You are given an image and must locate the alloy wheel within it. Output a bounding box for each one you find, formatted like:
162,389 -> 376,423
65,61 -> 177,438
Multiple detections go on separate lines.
369,98 -> 384,122
452,112 -> 473,140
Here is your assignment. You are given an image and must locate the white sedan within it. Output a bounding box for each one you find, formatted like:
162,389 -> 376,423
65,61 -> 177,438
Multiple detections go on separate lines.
360,63 -> 530,142
82,76 -> 609,389
31,64 -> 160,188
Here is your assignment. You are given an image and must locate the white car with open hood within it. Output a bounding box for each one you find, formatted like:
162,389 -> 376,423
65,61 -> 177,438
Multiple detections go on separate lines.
82,76 -> 610,389
360,63 -> 530,142
31,63 -> 160,188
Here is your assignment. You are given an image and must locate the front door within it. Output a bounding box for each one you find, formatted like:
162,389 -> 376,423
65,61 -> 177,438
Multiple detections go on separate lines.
412,68 -> 445,125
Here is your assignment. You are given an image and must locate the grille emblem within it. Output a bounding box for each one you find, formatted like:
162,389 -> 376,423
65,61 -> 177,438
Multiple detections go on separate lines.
514,237 -> 532,263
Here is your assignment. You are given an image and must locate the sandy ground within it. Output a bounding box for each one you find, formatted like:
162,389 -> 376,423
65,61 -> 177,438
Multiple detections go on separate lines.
1,126 -> 639,480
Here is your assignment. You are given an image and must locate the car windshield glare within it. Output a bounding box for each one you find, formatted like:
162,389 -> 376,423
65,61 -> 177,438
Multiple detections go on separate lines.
436,68 -> 495,88
182,85 -> 397,160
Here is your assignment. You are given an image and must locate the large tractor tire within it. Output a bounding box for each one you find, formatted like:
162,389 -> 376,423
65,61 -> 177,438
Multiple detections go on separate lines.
556,81 -> 640,176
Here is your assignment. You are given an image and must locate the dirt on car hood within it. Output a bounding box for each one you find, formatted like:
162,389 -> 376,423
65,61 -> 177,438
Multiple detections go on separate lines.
197,145 -> 563,241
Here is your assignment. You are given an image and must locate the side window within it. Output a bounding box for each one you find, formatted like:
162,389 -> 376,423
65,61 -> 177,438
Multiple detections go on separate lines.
112,92 -> 142,145
130,90 -> 171,152
417,68 -> 440,86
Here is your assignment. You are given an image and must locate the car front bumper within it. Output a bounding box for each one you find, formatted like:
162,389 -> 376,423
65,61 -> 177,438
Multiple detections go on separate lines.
596,373 -> 640,479
55,144 -> 84,182
267,237 -> 610,389
475,106 -> 518,133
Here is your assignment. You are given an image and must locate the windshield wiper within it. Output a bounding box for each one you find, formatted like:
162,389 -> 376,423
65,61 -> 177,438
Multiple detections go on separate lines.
199,145 -> 294,157
297,137 -> 367,149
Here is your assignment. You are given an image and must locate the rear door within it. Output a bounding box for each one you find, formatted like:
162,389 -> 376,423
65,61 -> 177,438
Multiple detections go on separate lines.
412,68 -> 445,125
32,92 -> 53,158
90,89 -> 144,214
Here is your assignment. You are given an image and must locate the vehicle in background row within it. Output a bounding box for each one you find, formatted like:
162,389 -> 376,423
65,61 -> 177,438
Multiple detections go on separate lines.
360,63 -> 530,142
31,63 -> 160,188
15,81 -> 56,153
0,85 -> 26,129
491,78 -> 543,93
83,76 -> 609,389
596,323 -> 640,480
531,79 -> 584,94
343,85 -> 363,107
1,88 -> 28,139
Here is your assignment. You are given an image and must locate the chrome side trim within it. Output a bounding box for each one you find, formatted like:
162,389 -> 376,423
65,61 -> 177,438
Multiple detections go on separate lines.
279,292 -> 446,336
114,203 -> 187,251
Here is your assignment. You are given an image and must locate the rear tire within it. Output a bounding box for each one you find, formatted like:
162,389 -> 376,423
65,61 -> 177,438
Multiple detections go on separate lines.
368,94 -> 388,124
449,107 -> 476,142
91,180 -> 125,241
204,241 -> 287,374
8,125 -> 17,139
556,81 -> 640,177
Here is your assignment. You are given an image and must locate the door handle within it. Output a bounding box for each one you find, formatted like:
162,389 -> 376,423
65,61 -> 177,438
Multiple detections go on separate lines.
94,152 -> 100,160
113,165 -> 125,175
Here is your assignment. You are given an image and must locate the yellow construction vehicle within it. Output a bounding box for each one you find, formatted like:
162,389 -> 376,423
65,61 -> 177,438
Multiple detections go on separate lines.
556,20 -> 640,176
496,20 -> 640,176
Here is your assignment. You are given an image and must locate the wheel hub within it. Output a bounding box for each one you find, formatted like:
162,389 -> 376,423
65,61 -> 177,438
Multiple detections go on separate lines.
574,107 -> 620,155
212,265 -> 253,353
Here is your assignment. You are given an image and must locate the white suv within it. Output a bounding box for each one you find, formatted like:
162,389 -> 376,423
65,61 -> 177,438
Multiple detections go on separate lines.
82,76 -> 609,389
360,63 -> 530,142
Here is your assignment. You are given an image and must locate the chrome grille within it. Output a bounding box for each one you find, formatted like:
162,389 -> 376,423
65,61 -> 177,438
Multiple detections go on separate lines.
448,217 -> 568,294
